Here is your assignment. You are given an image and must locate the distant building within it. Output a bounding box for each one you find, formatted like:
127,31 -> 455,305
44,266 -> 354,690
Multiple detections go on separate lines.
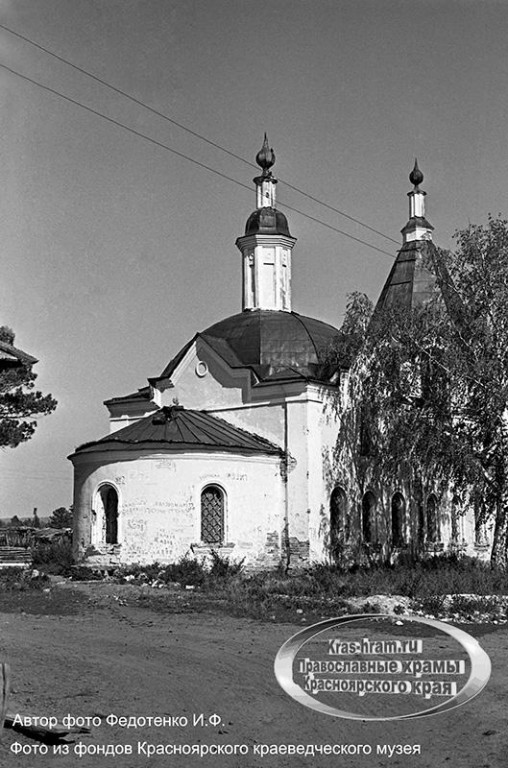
69,141 -> 485,570
0,339 -> 37,372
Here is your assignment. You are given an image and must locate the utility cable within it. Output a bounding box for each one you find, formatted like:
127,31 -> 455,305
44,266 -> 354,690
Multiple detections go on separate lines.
0,22 -> 400,246
1,63 -> 395,258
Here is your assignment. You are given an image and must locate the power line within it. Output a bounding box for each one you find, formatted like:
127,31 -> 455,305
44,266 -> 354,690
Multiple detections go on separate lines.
0,22 -> 400,247
1,63 -> 396,258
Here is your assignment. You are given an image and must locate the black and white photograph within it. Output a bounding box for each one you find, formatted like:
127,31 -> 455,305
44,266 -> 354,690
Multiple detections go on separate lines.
0,1 -> 507,765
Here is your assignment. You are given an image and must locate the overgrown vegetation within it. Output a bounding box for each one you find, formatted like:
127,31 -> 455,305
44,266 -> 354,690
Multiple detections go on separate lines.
326,217 -> 508,569
0,567 -> 48,591
69,552 -> 508,621
5,547 -> 508,621
116,551 -> 245,588
31,538 -> 74,575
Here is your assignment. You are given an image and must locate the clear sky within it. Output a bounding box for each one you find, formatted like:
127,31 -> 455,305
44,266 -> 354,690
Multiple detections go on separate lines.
1,0 -> 507,518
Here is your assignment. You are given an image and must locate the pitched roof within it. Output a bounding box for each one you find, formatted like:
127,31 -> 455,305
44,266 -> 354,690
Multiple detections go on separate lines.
0,340 -> 37,366
375,240 -> 436,313
104,385 -> 154,407
71,406 -> 283,457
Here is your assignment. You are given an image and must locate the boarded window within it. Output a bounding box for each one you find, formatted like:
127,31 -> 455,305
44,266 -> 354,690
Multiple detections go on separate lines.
201,485 -> 224,544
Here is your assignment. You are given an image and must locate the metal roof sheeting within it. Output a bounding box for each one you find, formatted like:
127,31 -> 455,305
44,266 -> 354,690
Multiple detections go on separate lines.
73,406 -> 283,456
157,310 -> 340,385
0,340 -> 37,365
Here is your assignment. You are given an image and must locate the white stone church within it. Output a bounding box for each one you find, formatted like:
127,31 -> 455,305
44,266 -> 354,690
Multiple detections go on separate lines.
69,139 -> 486,570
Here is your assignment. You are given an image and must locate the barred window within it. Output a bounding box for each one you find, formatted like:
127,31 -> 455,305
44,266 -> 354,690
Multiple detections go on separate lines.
201,485 -> 225,544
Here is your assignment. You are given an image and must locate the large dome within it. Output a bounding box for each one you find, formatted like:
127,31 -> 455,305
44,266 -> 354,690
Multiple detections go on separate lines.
201,309 -> 340,382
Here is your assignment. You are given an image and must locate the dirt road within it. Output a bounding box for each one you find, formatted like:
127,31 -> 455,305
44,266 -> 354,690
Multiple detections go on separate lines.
0,583 -> 506,767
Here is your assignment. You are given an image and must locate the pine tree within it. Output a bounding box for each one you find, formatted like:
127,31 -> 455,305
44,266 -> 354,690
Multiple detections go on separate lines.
0,326 -> 57,448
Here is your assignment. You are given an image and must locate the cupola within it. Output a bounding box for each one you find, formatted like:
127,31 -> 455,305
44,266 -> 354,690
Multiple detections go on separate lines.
401,159 -> 434,244
236,135 -> 296,311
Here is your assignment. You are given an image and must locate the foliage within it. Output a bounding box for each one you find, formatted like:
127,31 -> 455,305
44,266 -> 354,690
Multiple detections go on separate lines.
328,292 -> 374,369
48,506 -> 73,529
0,567 -> 49,591
208,550 -> 245,580
31,538 -> 74,575
115,552 -> 245,588
343,216 -> 508,567
0,327 -> 57,448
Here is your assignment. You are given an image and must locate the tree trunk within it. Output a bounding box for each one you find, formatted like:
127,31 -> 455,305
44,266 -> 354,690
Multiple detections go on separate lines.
490,498 -> 508,570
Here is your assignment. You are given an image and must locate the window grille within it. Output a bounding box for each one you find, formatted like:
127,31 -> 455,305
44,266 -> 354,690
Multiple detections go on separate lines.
201,486 -> 224,544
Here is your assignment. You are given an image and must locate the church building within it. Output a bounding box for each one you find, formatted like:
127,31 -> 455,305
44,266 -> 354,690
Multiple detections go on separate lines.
69,139 -> 484,570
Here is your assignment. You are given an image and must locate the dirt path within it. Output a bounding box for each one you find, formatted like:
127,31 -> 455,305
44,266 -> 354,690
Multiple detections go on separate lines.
0,584 -> 506,767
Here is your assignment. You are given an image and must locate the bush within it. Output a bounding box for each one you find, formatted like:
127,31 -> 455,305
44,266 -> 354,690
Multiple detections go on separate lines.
31,538 -> 74,575
417,594 -> 446,616
0,567 -> 48,591
208,550 -> 245,581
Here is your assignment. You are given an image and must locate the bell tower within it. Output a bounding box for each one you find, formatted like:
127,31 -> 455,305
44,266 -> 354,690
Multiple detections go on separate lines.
236,135 -> 297,311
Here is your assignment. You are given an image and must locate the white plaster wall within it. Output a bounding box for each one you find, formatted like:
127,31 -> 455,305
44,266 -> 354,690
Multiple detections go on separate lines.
159,341 -> 250,411
210,402 -> 285,448
72,449 -> 284,568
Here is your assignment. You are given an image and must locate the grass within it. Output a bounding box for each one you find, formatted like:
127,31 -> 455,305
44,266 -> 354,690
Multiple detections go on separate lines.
31,538 -> 74,575
9,548 -> 508,622
115,551 -> 245,589
98,552 -> 508,622
0,566 -> 49,591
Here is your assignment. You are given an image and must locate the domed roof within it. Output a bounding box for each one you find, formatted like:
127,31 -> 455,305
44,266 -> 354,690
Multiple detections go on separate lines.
200,309 -> 340,382
244,207 -> 291,237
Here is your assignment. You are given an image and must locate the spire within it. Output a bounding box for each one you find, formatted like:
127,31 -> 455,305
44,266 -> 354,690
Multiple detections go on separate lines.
401,159 -> 434,244
236,138 -> 296,312
375,161 -> 436,313
409,158 -> 424,189
254,134 -> 277,209
256,133 -> 276,174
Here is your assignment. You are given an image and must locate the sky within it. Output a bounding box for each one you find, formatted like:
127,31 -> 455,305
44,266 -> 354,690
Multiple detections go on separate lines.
1,0 -> 508,518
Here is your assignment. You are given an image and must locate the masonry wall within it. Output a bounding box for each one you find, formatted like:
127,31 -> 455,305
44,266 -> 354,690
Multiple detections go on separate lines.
72,449 -> 285,570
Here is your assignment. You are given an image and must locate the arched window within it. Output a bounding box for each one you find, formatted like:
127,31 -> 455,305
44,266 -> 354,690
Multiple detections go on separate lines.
330,487 -> 349,555
417,503 -> 426,546
201,485 -> 225,545
362,491 -> 376,544
94,485 -> 119,546
426,494 -> 439,543
451,496 -> 460,542
391,492 -> 406,547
